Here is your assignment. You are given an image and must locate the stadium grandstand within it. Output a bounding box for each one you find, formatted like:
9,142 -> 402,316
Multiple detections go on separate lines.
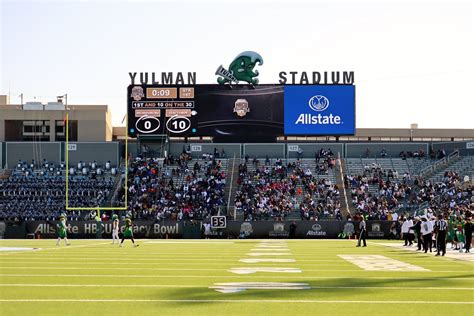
0,92 -> 472,228
2,1 -> 473,315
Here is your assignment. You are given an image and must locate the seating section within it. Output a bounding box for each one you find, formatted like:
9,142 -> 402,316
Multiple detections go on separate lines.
344,157 -> 473,220
234,157 -> 341,221
120,154 -> 227,220
0,160 -> 118,221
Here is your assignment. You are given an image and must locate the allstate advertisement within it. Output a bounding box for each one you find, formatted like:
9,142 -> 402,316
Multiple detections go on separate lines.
284,85 -> 355,135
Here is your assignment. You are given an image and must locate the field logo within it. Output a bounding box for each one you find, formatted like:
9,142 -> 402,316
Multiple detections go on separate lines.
240,222 -> 253,237
308,95 -> 330,112
131,86 -> 144,101
234,99 -> 250,117
216,51 -> 263,85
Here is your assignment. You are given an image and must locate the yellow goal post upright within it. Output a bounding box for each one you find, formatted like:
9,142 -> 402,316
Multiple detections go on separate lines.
65,113 -> 128,212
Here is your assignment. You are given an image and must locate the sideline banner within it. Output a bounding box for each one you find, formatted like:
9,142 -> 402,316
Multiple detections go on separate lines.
21,220 -> 392,239
25,220 -> 185,238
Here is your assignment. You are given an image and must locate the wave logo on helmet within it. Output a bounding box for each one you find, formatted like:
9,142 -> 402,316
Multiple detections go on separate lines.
216,51 -> 263,85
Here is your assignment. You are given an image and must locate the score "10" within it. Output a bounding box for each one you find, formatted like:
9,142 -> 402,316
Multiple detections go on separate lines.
166,116 -> 191,133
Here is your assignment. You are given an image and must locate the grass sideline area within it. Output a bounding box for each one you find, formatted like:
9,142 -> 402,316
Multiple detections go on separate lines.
0,239 -> 473,315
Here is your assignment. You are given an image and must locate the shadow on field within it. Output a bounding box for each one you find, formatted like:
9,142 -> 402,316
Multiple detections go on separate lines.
152,273 -> 474,305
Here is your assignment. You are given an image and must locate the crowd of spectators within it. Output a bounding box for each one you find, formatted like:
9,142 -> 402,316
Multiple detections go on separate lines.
0,160 -> 115,221
118,153 -> 226,221
346,165 -> 472,223
235,156 -> 341,221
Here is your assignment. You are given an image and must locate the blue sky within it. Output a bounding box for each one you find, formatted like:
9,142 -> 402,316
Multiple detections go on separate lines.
1,0 -> 473,128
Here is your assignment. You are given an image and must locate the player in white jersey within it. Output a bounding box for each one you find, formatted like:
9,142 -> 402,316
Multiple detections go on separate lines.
112,214 -> 120,244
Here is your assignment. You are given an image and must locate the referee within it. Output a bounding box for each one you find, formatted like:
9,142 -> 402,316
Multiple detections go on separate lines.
356,217 -> 367,247
434,214 -> 448,256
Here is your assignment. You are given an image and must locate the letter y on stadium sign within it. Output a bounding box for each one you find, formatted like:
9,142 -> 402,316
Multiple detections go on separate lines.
216,51 -> 263,85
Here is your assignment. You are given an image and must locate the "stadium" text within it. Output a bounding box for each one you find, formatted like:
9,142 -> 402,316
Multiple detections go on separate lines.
279,71 -> 354,85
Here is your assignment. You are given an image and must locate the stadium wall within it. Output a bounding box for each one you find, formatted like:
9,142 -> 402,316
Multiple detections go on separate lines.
286,143 -> 344,158
65,142 -> 120,166
432,141 -> 474,156
345,142 -> 429,158
5,142 -> 62,168
244,143 -> 286,158
3,142 -> 120,168
169,143 -> 241,158
14,220 -> 392,239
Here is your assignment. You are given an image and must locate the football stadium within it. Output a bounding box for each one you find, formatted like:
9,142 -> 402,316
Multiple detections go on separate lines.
0,1 -> 473,315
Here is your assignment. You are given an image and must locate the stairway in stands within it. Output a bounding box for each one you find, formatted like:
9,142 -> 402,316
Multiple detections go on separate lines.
428,155 -> 473,183
336,157 -> 354,217
223,157 -> 240,219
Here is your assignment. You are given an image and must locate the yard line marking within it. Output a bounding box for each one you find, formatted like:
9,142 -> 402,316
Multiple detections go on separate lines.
339,255 -> 430,271
0,299 -> 472,305
0,284 -> 199,288
144,241 -> 235,244
0,257 -> 241,261
0,267 -> 465,273
0,267 -> 227,271
239,259 -> 296,263
228,267 -> 302,274
2,274 -> 473,279
247,253 -> 292,256
210,282 -> 310,293
2,284 -> 472,291
0,247 -> 40,252
249,248 -> 289,251
0,242 -> 112,255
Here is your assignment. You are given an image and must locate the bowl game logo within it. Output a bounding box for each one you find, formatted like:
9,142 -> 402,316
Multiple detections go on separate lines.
216,51 -> 264,85
234,99 -> 250,117
131,86 -> 144,101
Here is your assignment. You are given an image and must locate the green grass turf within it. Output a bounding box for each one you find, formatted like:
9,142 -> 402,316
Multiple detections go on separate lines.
0,239 -> 473,315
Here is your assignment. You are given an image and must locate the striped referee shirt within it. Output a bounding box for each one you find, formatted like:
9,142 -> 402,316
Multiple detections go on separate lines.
435,220 -> 447,231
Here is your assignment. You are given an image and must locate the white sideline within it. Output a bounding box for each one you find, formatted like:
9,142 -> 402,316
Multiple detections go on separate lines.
1,284 -> 473,290
0,267 -> 465,273
0,299 -> 472,305
1,274 -> 473,279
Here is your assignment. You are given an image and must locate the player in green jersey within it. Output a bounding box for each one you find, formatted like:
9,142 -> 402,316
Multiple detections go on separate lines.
56,214 -> 70,246
120,217 -> 139,247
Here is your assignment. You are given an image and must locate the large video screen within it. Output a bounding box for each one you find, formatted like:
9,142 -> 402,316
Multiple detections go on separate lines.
127,84 -> 354,138
284,85 -> 355,135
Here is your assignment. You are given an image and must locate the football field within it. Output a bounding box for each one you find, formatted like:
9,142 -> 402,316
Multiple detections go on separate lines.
0,239 -> 473,316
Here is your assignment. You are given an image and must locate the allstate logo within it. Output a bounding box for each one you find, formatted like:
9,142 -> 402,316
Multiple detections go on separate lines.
308,95 -> 330,112
312,224 -> 322,231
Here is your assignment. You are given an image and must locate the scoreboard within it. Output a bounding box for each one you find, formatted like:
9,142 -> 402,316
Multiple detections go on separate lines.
128,86 -> 197,136
127,84 -> 284,138
127,84 -> 355,138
